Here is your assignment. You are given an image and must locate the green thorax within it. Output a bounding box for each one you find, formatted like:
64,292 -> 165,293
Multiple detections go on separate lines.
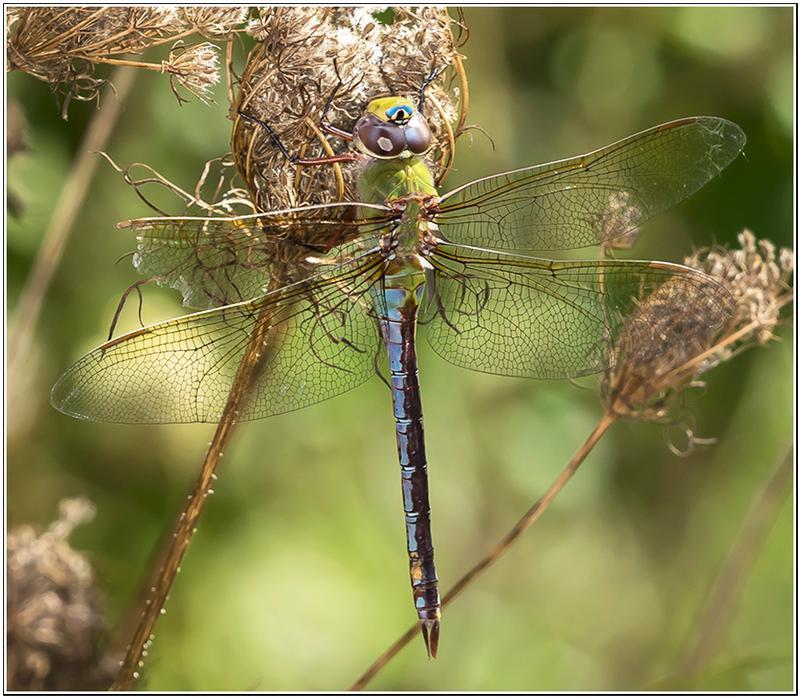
357,156 -> 437,205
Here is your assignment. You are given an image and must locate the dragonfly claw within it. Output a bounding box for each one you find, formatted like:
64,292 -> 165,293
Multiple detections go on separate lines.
420,619 -> 440,659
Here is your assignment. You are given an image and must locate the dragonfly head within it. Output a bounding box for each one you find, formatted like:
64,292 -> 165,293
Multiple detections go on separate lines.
353,96 -> 432,160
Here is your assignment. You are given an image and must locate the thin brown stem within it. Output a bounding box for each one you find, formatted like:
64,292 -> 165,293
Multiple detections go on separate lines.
69,54 -> 166,72
110,273 -> 287,691
349,412 -> 617,690
429,93 -> 456,186
675,445 -> 793,681
8,66 -> 137,374
31,8 -> 106,55
452,52 -> 470,138
302,116 -> 345,201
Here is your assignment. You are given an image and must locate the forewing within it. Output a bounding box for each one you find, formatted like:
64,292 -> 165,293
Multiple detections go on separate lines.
52,253 -> 386,424
434,117 -> 745,252
423,245 -> 733,380
124,203 -> 394,309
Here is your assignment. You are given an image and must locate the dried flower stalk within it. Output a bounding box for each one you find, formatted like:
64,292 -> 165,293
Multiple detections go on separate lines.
351,231 -> 793,689
675,446 -> 793,682
350,412 -> 616,690
8,66 -> 137,388
7,499 -> 117,691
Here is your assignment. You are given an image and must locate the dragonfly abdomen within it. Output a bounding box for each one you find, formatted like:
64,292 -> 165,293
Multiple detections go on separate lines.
381,276 -> 441,658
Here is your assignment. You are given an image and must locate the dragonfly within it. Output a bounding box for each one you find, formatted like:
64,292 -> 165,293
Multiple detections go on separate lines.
52,82 -> 745,658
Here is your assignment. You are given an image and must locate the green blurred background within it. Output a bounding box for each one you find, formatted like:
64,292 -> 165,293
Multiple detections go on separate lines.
7,6 -> 794,691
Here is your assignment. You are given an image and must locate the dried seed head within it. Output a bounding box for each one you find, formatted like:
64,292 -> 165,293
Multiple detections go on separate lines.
165,42 -> 221,104
603,231 -> 792,424
178,7 -> 250,38
232,7 -> 464,211
7,498 -> 117,690
6,7 -> 246,115
602,269 -> 734,422
685,229 -> 794,347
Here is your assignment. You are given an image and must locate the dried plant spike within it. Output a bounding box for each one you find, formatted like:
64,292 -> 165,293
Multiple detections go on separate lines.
231,7 -> 464,212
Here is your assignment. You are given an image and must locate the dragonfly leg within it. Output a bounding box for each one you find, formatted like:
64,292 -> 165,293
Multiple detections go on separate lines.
236,110 -> 359,167
319,58 -> 354,142
378,54 -> 399,96
417,63 -> 443,116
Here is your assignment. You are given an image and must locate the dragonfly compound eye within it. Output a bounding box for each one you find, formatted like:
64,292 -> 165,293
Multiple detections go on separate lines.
354,113 -> 407,158
404,114 -> 432,155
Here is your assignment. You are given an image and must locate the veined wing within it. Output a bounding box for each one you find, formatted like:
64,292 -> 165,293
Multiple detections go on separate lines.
51,250 -> 387,424
434,117 -> 745,252
122,202 -> 395,309
423,244 -> 733,380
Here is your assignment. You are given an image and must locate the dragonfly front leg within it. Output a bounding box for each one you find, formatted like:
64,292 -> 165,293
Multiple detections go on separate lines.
381,277 -> 441,658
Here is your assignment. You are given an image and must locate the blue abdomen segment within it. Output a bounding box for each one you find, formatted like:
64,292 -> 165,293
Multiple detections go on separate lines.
381,280 -> 441,657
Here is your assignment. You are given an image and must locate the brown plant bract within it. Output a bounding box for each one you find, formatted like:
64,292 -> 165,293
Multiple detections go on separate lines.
6,7 -> 248,115
231,7 -> 464,212
7,499 -> 116,691
603,231 -> 793,422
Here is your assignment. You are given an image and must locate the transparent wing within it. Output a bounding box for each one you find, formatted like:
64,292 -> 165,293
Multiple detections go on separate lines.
52,252 -> 387,424
423,245 -> 733,379
123,203 -> 395,309
434,117 -> 746,252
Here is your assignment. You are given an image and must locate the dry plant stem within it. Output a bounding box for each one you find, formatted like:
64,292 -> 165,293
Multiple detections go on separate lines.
452,53 -> 470,138
349,412 -> 616,691
224,39 -> 235,107
302,117 -> 345,200
8,66 -> 136,373
70,54 -> 165,72
676,446 -> 793,680
111,277 -> 286,691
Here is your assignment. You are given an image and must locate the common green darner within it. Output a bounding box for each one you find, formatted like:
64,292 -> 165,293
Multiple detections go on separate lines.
52,83 -> 745,657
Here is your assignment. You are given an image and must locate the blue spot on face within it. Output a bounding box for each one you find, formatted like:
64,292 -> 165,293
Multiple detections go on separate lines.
387,105 -> 412,123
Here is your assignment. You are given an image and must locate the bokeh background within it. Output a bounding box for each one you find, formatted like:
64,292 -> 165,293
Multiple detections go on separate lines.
7,6 -> 794,691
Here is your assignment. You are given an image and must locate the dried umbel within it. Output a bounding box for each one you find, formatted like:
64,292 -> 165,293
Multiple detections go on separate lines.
686,229 -> 794,347
231,7 -> 466,212
166,41 -> 221,104
7,499 -> 116,691
6,7 -> 248,115
602,272 -> 734,421
603,231 -> 793,423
